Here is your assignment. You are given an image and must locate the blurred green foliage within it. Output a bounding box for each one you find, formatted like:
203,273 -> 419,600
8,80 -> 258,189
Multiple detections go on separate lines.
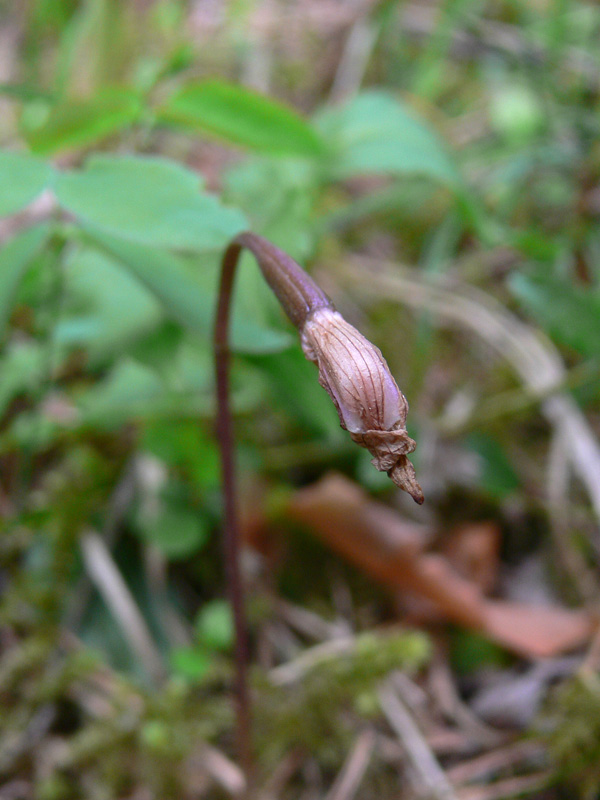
1,0 -> 600,795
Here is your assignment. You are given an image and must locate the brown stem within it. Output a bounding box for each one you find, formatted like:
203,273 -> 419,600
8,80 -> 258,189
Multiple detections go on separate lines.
214,231 -> 422,772
214,238 -> 251,778
214,231 -> 330,779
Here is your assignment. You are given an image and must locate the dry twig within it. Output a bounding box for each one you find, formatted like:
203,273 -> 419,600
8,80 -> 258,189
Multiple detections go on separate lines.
80,531 -> 165,683
379,680 -> 458,800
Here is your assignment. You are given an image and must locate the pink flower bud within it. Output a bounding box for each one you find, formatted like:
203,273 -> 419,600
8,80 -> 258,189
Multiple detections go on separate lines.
227,233 -> 423,503
301,308 -> 423,504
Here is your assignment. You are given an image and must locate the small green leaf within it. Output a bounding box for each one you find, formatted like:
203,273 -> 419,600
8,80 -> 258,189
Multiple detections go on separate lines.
55,154 -> 247,250
170,647 -> 211,680
159,79 -> 324,157
0,151 -> 54,216
468,432 -> 520,499
315,90 -> 458,185
510,272 -> 600,358
0,224 -> 50,338
142,505 -> 209,560
0,83 -> 56,102
24,87 -> 143,155
0,341 -> 46,418
194,600 -> 234,652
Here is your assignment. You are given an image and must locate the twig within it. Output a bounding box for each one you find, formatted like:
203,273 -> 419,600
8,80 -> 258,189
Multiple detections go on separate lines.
378,680 -> 458,800
456,772 -> 551,800
258,748 -> 305,800
65,457 -> 138,632
547,429 -> 598,603
143,544 -> 192,648
80,530 -> 165,683
329,12 -> 378,103
427,654 -> 503,747
202,745 -> 247,797
324,729 -> 376,800
276,597 -> 349,641
269,635 -> 357,686
446,741 -> 545,786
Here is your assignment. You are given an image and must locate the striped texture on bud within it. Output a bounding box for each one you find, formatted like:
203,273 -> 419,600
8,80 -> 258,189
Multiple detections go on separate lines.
301,308 -> 423,504
229,232 -> 423,503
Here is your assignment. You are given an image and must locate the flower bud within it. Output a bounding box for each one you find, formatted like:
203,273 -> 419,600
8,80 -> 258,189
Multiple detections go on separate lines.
301,308 -> 423,504
230,232 -> 423,503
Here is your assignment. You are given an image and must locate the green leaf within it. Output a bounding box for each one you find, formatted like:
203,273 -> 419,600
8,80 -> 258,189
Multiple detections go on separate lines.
194,600 -> 233,652
141,505 -> 209,560
170,647 -> 211,680
141,419 -> 221,489
0,151 -> 55,216
315,90 -> 458,185
0,341 -> 46,418
0,224 -> 50,338
87,228 -> 293,353
54,246 -> 163,361
224,157 -> 318,261
510,272 -> 600,358
24,87 -> 143,155
251,347 -> 341,437
0,83 -> 56,102
467,432 -> 520,499
159,79 -> 324,157
55,154 -> 247,251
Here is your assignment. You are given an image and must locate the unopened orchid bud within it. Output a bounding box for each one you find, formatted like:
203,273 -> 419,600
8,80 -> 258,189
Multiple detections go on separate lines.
301,307 -> 423,503
227,233 -> 424,504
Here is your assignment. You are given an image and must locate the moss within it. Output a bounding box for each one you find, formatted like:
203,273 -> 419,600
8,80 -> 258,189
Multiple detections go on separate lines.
543,674 -> 600,800
254,629 -> 430,772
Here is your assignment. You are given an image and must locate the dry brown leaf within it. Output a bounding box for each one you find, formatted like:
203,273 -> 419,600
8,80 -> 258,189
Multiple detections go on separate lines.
285,473 -> 595,657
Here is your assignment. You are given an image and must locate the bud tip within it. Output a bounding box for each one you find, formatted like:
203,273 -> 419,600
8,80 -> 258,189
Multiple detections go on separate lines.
388,456 -> 425,504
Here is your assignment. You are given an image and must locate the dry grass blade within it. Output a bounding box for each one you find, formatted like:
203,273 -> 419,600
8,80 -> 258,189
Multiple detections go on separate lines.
80,531 -> 165,683
342,258 -> 600,525
324,729 -> 376,800
445,741 -> 545,785
456,772 -> 551,800
379,680 -> 458,800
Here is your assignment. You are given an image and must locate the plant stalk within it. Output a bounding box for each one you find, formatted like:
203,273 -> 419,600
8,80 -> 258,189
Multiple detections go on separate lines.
214,237 -> 252,779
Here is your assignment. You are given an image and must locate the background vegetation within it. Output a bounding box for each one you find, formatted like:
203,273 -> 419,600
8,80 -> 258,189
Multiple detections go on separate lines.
1,1 -> 600,798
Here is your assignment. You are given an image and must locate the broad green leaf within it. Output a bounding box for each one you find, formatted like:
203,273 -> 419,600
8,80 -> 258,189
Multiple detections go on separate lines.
24,87 -> 143,155
87,228 -> 293,353
159,79 -> 324,157
315,90 -> 458,185
75,358 -> 211,426
0,152 -> 54,216
54,246 -> 163,360
55,154 -> 247,250
510,272 -> 600,358
0,224 -> 50,338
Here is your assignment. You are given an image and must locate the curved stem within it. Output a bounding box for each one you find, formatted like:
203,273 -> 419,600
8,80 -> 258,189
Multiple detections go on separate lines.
214,238 -> 251,778
214,233 -> 331,777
